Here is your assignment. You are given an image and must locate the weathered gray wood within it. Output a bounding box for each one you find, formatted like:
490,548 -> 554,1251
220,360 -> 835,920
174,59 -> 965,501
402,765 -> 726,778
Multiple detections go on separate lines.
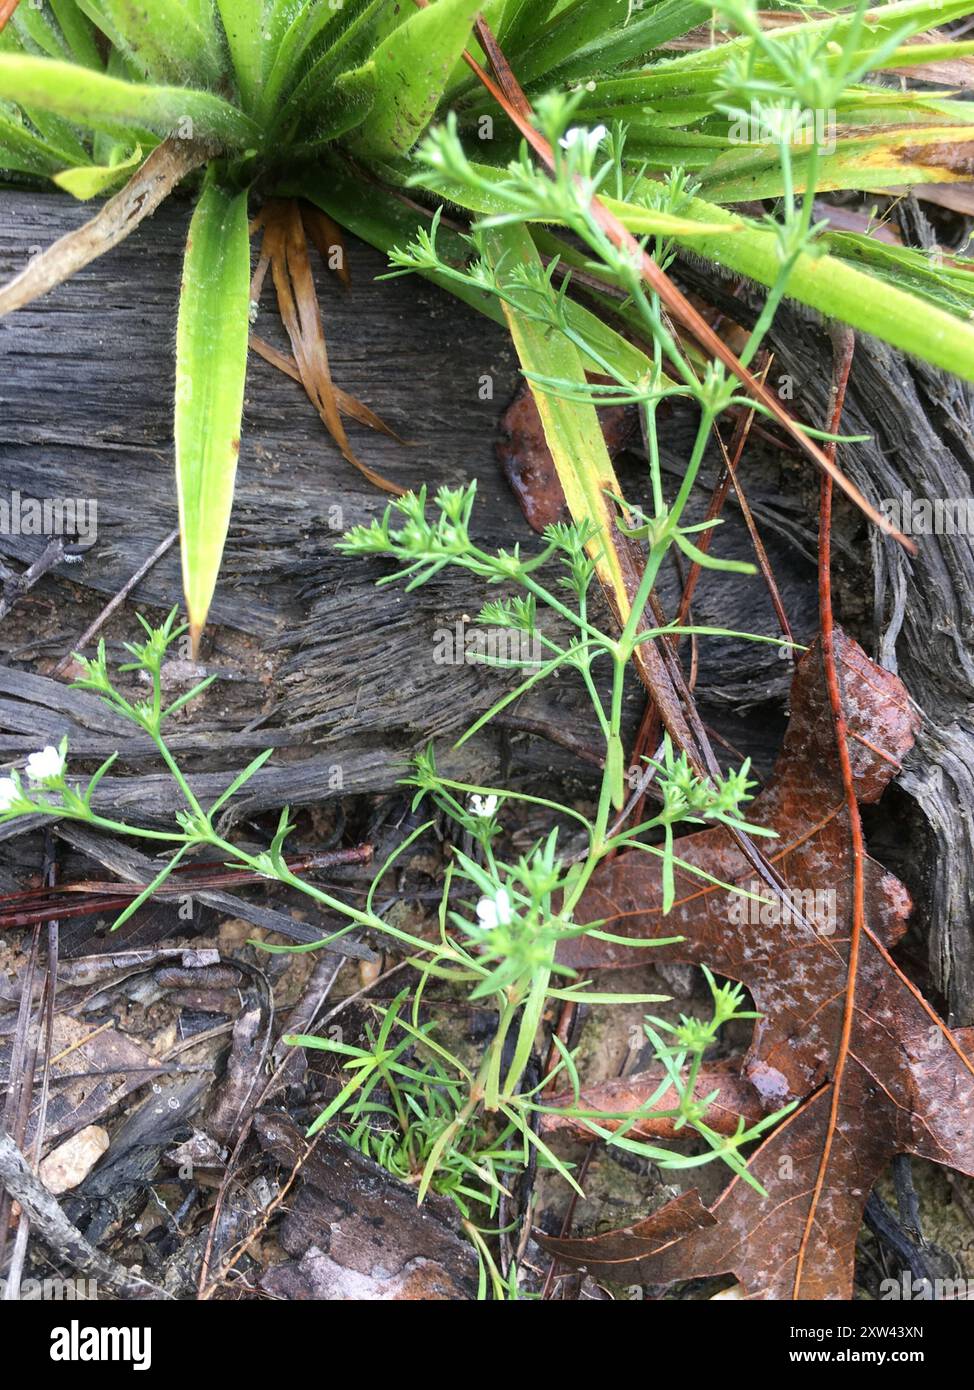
0,192 -> 813,830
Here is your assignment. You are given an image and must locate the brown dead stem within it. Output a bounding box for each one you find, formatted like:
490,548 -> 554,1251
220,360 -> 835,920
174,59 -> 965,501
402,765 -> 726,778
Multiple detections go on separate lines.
249,333 -> 407,442
0,137 -> 211,318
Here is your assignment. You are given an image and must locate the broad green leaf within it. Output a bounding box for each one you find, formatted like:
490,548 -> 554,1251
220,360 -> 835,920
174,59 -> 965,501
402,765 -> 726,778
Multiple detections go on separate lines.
266,0 -> 405,124
0,103 -> 77,175
0,54 -> 259,146
174,174 -> 252,653
53,141 -> 142,197
77,0 -> 224,86
1,20 -> 93,165
13,4 -> 76,61
515,0 -> 700,87
49,0 -> 103,69
496,0 -> 562,50
216,0 -> 265,112
823,232 -> 974,320
291,159 -> 510,324
443,0 -> 512,97
349,0 -> 482,162
284,60 -> 377,154
482,222 -> 636,625
265,0 -> 314,59
698,122 -> 974,202
262,0 -> 364,108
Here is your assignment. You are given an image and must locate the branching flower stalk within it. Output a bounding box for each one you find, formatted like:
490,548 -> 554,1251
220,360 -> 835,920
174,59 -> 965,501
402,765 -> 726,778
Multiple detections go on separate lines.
2,567 -> 793,1293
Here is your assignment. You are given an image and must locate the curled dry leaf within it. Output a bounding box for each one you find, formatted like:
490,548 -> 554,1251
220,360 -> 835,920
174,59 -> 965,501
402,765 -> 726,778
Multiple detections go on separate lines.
541,631 -> 974,1298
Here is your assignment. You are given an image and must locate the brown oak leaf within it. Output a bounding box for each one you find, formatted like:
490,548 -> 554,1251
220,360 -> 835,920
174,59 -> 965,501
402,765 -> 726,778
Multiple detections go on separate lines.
496,380 -> 637,531
541,632 -> 974,1298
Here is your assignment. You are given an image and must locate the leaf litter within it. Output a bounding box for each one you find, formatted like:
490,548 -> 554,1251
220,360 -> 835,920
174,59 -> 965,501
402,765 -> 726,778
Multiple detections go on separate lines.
540,631 -> 974,1298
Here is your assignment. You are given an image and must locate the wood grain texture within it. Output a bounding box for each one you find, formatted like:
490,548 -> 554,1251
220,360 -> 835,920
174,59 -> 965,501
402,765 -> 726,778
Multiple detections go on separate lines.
0,192 -> 815,831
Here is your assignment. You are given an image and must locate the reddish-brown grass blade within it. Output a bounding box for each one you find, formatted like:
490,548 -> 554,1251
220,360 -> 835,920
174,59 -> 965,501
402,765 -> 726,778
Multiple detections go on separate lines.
249,333 -> 407,443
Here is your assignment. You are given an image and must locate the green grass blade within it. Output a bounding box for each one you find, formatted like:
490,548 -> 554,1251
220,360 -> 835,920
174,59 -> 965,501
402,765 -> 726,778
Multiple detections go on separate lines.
611,189 -> 974,383
482,222 -> 637,623
174,173 -> 252,654
0,54 -> 258,145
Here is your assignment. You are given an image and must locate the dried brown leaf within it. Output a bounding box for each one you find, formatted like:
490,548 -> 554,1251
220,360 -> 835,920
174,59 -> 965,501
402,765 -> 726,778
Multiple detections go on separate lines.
542,633 -> 974,1298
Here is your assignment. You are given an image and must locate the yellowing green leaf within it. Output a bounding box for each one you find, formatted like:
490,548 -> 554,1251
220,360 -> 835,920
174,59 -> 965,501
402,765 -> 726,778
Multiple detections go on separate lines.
53,142 -> 142,198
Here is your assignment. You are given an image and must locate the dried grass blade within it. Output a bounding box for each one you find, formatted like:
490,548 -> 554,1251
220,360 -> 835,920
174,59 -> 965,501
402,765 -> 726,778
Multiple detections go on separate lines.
264,200 -> 403,495
249,333 -> 407,442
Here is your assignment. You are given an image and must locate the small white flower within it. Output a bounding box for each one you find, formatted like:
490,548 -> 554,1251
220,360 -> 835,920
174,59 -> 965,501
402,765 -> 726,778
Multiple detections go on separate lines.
476,888 -> 512,931
25,745 -> 65,783
0,777 -> 19,812
559,124 -> 608,153
468,794 -> 498,819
